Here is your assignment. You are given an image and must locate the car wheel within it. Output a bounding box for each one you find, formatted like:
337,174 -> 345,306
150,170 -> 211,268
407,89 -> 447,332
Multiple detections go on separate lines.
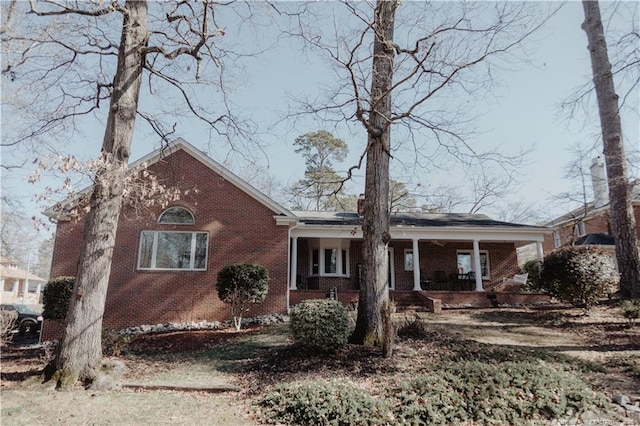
19,320 -> 36,335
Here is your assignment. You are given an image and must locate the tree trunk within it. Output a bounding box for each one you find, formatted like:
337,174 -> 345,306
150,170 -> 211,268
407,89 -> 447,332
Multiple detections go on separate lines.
351,0 -> 396,346
53,0 -> 148,388
581,0 -> 640,299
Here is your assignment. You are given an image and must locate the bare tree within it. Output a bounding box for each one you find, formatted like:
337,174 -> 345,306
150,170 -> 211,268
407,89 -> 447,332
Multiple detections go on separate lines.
3,0 -> 255,388
581,0 -> 640,298
0,202 -> 43,268
279,1 -> 553,347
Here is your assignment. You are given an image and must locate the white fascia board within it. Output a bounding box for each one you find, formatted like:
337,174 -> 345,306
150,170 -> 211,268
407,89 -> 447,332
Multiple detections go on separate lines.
292,224 -> 549,243
275,216 -> 298,226
292,226 -> 363,239
390,227 -> 549,242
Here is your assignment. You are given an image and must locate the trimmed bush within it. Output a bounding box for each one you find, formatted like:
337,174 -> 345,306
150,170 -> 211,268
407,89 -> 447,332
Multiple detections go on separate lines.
216,263 -> 269,331
259,380 -> 392,425
290,299 -> 351,351
521,259 -> 542,291
539,246 -> 618,312
42,276 -> 75,320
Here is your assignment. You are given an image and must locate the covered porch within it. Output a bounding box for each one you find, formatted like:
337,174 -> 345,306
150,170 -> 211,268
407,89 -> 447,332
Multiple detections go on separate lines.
286,211 -> 549,310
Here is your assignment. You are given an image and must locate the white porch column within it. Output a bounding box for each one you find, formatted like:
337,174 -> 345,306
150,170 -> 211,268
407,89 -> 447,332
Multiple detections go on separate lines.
536,242 -> 544,260
290,237 -> 298,290
22,279 -> 29,299
412,239 -> 421,291
472,240 -> 484,292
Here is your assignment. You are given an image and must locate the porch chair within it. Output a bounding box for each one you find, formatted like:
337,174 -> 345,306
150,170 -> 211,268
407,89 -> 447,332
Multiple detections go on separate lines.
433,270 -> 447,291
420,270 -> 431,290
433,270 -> 447,283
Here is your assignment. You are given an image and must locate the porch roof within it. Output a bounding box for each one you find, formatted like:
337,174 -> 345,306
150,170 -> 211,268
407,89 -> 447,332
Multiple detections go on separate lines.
290,211 -> 550,245
292,211 -> 541,228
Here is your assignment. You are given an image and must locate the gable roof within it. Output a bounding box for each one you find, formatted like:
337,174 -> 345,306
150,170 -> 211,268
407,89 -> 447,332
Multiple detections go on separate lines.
45,138 -> 293,220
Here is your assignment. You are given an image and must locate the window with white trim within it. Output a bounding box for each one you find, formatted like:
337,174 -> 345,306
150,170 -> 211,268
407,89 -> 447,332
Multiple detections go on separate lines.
553,231 -> 561,248
158,206 -> 195,224
576,222 -> 586,237
309,239 -> 350,277
456,250 -> 490,279
138,231 -> 208,270
404,249 -> 414,271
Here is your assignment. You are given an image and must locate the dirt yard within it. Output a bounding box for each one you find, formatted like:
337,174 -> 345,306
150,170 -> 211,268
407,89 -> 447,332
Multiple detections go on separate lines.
1,303 -> 639,425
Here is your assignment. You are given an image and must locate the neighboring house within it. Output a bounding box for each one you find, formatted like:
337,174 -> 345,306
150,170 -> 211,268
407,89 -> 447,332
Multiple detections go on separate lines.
0,257 -> 46,305
542,157 -> 640,261
45,139 -> 551,334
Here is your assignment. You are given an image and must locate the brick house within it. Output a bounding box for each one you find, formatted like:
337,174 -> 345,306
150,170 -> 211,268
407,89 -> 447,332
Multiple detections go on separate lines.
45,139 -> 550,335
542,157 -> 640,263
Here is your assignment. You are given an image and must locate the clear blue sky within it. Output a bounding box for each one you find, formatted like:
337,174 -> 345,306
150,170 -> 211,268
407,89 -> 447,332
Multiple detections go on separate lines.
1,1 -> 638,238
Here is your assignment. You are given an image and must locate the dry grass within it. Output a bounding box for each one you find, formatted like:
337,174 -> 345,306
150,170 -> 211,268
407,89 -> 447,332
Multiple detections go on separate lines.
1,303 -> 639,425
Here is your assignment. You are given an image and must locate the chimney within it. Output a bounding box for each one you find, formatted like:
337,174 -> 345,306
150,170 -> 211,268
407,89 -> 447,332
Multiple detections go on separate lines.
590,157 -> 608,208
357,194 -> 365,217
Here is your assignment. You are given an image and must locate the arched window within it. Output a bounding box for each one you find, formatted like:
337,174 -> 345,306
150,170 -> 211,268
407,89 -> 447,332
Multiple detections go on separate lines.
139,206 -> 208,271
158,206 -> 194,225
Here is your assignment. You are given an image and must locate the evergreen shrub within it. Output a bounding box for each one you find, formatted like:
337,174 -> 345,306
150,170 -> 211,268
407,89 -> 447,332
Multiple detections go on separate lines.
521,259 -> 542,291
259,380 -> 392,426
539,246 -> 617,311
216,263 -> 269,331
392,361 -> 607,424
290,299 -> 351,351
42,276 -> 75,320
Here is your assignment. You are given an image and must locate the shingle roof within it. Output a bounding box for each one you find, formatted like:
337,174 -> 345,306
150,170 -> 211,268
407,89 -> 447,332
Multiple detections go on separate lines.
291,210 -> 546,229
574,233 -> 615,246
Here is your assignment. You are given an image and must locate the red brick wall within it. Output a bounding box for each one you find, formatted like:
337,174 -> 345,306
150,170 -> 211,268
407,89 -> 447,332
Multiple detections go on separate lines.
49,149 -> 289,331
542,204 -> 640,253
289,290 -> 549,311
293,239 -> 520,293
385,241 -> 519,291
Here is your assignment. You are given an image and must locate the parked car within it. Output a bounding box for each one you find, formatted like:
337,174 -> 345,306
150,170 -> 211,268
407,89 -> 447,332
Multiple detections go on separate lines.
0,304 -> 43,335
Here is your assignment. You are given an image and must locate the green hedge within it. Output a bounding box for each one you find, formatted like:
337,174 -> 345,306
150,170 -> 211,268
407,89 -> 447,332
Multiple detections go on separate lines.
539,246 -> 618,311
259,362 -> 607,425
290,299 -> 351,351
42,276 -> 75,320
